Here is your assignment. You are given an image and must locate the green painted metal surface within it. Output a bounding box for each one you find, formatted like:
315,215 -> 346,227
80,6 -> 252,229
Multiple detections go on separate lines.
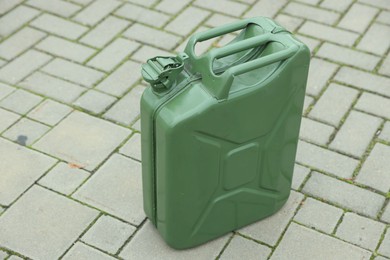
140,17 -> 310,249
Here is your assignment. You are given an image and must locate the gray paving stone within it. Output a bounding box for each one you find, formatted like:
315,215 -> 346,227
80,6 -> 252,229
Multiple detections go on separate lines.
73,0 -> 121,26
239,191 -> 303,246
294,198 -> 343,233
336,212 -> 385,250
317,43 -> 380,70
103,85 -> 144,125
0,5 -> 40,37
358,23 -> 390,55
0,83 -> 14,101
330,111 -> 382,157
165,7 -> 210,36
320,0 -> 353,12
305,58 -> 338,96
0,108 -> 20,133
377,11 -> 390,25
309,83 -> 359,126
355,93 -> 390,120
381,203 -> 390,223
73,154 -> 144,224
299,117 -> 335,145
132,45 -> 173,63
120,220 -> 229,259
275,14 -> 303,32
155,0 -> 192,14
303,95 -> 314,113
299,21 -> 359,46
291,164 -> 310,190
379,230 -> 390,258
20,72 -> 85,103
244,0 -> 287,18
87,38 -> 139,72
375,256 -> 390,260
303,172 -> 385,218
220,235 -> 271,260
379,54 -> 390,77
27,100 -> 72,126
119,133 -> 141,161
359,0 -> 390,10
270,223 -> 371,260
194,0 -> 248,17
379,121 -> 390,142
338,3 -> 378,33
283,2 -> 340,25
7,255 -> 23,260
63,242 -> 115,260
31,13 -> 88,40
124,24 -> 181,50
36,36 -> 96,63
96,61 -> 141,97
296,141 -> 359,178
0,50 -> 51,84
0,89 -> 42,115
74,90 -> 117,114
334,67 -> 390,98
26,0 -> 81,17
81,215 -> 136,254
34,111 -> 130,170
0,185 -> 97,259
3,118 -> 50,146
0,250 -> 7,260
356,143 -> 390,193
115,3 -> 170,28
71,0 -> 93,5
132,118 -> 141,131
0,0 -> 23,15
206,14 -> 236,29
126,0 -> 158,7
0,27 -> 46,60
38,162 -> 90,195
295,35 -> 320,53
80,16 -> 130,48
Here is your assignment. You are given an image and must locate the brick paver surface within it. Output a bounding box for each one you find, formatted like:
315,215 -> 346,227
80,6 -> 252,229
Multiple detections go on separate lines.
0,0 -> 389,259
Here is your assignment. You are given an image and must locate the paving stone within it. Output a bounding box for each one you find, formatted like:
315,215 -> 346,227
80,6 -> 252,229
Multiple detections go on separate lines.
379,230 -> 390,258
115,3 -> 170,28
359,0 -> 390,9
303,172 -> 385,218
205,13 -> 236,28
3,118 -> 50,146
87,38 -> 139,72
0,251 -> 7,260
291,164 -> 310,190
309,83 -> 359,126
26,0 -> 81,17
358,23 -> 390,55
239,191 -> 304,246
0,27 -> 46,60
320,0 -> 353,12
124,24 -> 181,50
165,7 -> 210,36
42,58 -> 105,88
34,111 -> 130,170
296,0 -> 320,4
305,58 -> 338,96
80,16 -> 130,48
283,2 -> 340,25
73,0 -> 121,26
334,67 -> 390,98
70,0 -> 93,5
244,0 -> 287,18
119,133 -> 141,161
81,215 -> 136,254
104,85 -> 144,125
336,212 -> 385,250
73,154 -> 144,224
299,117 -> 335,145
63,242 -> 115,260
0,0 -> 23,15
0,108 -> 20,133
220,235 -> 271,260
0,185 -> 98,259
38,162 -> 90,195
20,72 -> 85,103
73,90 -> 117,114
132,46 -> 173,63
0,89 -> 42,115
194,0 -> 248,17
338,3 -> 378,33
31,13 -> 88,40
379,121 -> 390,142
0,50 -> 51,84
275,14 -> 303,32
155,0 -> 192,14
36,36 -> 96,63
0,5 -> 40,37
27,100 -> 72,126
355,93 -> 390,120
381,203 -> 390,223
379,54 -> 390,77
7,256 -> 23,260
119,220 -> 229,259
271,222 -> 371,260
317,43 -> 380,71
96,61 -> 141,97
126,0 -> 158,7
377,11 -> 390,25
375,256 -> 390,260
294,198 -> 343,233
299,21 -> 359,46
295,35 -> 320,53
330,111 -> 381,157
0,83 -> 14,101
303,95 -> 314,113
132,118 -> 141,131
356,143 -> 390,193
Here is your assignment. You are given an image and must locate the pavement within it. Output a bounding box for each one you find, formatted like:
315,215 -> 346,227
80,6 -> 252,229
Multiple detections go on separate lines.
0,0 -> 389,259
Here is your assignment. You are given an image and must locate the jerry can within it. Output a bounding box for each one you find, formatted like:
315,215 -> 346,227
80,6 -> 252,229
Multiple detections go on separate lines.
140,17 -> 310,249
